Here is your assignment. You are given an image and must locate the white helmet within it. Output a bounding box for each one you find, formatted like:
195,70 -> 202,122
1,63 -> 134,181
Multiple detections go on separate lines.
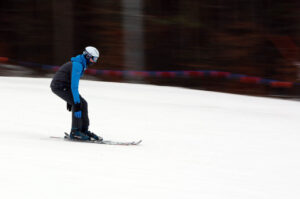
83,46 -> 100,62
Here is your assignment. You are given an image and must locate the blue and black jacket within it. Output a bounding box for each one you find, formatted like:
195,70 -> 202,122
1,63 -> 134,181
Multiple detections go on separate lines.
50,54 -> 87,104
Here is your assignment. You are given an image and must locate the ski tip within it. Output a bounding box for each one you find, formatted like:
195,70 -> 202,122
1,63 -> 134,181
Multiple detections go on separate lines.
49,136 -> 62,139
134,140 -> 142,145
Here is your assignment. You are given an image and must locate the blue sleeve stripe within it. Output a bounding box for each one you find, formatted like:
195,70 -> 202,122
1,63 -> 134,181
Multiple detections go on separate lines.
71,62 -> 81,104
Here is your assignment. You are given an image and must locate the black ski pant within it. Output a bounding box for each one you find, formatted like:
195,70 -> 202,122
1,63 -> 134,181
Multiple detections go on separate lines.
51,87 -> 89,132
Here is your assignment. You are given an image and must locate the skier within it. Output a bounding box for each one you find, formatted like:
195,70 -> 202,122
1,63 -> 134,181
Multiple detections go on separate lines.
50,46 -> 102,141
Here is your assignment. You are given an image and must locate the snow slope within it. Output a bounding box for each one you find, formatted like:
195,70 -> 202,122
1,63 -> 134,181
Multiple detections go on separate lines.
0,76 -> 300,199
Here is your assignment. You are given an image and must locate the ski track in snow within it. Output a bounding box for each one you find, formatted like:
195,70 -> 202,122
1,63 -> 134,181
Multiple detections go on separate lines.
0,76 -> 300,199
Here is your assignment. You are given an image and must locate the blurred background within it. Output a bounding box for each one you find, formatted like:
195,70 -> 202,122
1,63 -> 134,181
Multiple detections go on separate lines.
0,0 -> 299,98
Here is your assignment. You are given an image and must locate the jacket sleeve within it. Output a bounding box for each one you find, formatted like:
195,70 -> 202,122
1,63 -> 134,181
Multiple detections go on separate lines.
71,62 -> 81,104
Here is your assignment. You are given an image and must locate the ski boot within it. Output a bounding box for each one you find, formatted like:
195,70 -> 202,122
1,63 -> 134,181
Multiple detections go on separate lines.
70,130 -> 90,141
84,130 -> 103,141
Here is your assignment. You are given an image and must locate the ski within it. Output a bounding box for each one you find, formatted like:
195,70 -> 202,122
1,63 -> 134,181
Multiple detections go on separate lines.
50,133 -> 142,146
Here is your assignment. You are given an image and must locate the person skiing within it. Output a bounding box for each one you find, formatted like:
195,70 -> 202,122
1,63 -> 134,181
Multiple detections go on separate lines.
50,46 -> 102,141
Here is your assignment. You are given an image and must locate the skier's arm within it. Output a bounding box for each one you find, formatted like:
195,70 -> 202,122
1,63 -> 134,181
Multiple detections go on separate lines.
71,62 -> 81,104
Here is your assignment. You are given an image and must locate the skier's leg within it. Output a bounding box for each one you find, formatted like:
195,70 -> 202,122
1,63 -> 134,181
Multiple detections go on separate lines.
51,88 -> 82,133
80,96 -> 89,132
71,106 -> 82,132
79,96 -> 101,141
51,87 -> 73,104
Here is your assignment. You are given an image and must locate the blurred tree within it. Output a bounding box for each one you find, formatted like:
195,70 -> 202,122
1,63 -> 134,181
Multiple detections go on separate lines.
122,0 -> 145,73
52,0 -> 74,64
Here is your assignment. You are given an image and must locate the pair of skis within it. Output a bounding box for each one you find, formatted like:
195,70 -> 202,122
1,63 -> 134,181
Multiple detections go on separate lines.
50,133 -> 142,146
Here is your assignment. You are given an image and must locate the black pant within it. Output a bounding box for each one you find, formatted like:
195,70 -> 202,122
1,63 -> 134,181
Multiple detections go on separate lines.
51,87 -> 89,132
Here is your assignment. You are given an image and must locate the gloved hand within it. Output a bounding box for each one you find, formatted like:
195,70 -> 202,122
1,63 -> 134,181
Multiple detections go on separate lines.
67,103 -> 72,112
73,103 -> 81,118
74,111 -> 82,118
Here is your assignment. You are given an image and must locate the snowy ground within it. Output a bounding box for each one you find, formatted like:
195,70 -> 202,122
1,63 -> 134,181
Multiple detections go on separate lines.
0,76 -> 300,199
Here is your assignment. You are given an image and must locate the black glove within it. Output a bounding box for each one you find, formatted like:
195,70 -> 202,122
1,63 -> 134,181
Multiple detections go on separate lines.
67,103 -> 72,112
73,103 -> 82,118
73,103 -> 81,112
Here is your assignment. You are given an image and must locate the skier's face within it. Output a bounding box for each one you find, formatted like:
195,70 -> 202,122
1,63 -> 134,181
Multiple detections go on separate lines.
87,57 -> 98,66
89,57 -> 96,63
